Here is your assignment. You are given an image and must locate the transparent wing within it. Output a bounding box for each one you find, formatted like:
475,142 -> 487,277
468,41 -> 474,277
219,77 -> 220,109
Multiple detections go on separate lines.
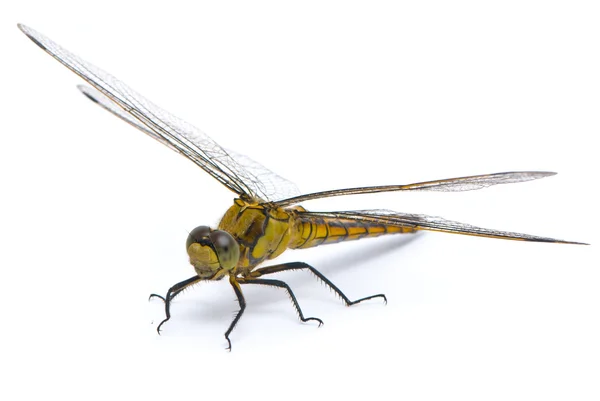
298,209 -> 587,244
78,85 -> 300,200
19,24 -> 300,202
277,172 -> 556,206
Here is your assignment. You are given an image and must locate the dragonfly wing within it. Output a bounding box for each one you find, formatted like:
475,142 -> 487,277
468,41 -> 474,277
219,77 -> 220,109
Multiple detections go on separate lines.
277,172 -> 556,206
298,209 -> 587,244
78,85 -> 174,149
78,85 -> 301,201
19,24 -> 300,202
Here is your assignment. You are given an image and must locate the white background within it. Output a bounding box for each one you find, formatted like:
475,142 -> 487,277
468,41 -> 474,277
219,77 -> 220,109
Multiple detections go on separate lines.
1,1 -> 598,400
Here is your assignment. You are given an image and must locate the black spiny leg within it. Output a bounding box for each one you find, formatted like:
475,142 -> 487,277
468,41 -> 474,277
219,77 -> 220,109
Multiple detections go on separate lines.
251,262 -> 387,306
241,278 -> 323,326
148,275 -> 202,334
225,276 -> 246,351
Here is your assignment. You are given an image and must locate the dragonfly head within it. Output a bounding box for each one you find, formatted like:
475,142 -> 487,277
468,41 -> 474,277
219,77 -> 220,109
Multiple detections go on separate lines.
186,226 -> 240,279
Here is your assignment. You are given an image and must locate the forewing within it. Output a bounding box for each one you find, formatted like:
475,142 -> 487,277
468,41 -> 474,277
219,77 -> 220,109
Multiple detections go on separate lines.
276,172 -> 557,206
391,171 -> 557,191
19,24 -> 300,202
78,85 -> 300,200
298,209 -> 586,244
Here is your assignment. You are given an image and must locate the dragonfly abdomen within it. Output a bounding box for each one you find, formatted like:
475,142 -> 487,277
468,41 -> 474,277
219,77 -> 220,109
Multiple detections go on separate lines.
289,214 -> 415,249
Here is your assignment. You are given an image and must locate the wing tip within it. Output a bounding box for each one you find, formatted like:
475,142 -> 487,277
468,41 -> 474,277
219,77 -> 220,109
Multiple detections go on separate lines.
516,171 -> 557,179
528,237 -> 588,245
17,23 -> 48,51
538,171 -> 557,177
560,240 -> 589,246
77,85 -> 99,104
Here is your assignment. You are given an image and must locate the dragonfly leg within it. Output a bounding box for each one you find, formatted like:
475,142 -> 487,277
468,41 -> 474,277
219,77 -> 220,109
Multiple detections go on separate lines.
225,276 -> 246,352
251,262 -> 387,306
148,275 -> 202,334
240,278 -> 324,326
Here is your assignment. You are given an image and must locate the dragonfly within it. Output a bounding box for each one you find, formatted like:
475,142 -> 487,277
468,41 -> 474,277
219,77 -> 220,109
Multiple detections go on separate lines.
18,24 -> 587,350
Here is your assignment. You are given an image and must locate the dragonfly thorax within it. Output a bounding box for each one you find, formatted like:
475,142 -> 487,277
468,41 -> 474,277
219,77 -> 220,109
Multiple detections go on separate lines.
186,226 -> 240,280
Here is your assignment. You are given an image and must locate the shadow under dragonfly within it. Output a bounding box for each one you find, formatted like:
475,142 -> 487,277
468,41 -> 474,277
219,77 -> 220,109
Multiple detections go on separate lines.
309,231 -> 424,275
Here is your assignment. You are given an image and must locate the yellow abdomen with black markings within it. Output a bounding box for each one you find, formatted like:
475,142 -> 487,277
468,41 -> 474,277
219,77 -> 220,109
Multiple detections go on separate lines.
288,208 -> 415,249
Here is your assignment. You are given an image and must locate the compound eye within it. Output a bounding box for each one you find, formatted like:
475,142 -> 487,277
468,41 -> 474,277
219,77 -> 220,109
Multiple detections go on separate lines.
209,230 -> 240,271
186,225 -> 212,250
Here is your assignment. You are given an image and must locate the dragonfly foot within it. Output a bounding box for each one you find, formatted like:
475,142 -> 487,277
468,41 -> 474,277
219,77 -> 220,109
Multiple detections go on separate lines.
148,293 -> 166,302
347,293 -> 387,306
303,317 -> 324,327
156,318 -> 170,335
